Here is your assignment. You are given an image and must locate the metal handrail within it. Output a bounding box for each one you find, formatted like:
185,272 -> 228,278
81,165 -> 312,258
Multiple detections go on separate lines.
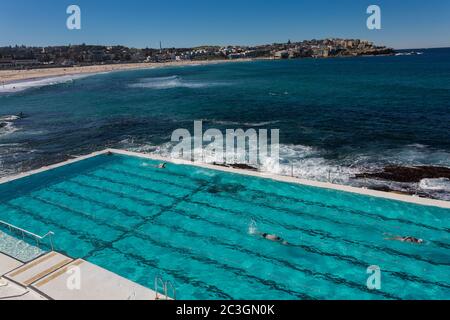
0,220 -> 55,251
154,275 -> 177,300
154,275 -> 166,300
165,280 -> 176,300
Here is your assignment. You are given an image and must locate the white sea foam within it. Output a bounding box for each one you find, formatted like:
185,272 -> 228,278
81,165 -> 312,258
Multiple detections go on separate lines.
0,122 -> 18,136
129,75 -> 230,90
419,178 -> 450,192
0,115 -> 20,121
203,119 -> 281,127
118,139 -> 450,200
0,115 -> 21,136
125,140 -> 359,184
0,74 -> 91,93
368,144 -> 450,168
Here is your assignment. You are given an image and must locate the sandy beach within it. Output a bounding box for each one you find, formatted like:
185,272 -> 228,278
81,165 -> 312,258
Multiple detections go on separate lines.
0,59 -> 255,85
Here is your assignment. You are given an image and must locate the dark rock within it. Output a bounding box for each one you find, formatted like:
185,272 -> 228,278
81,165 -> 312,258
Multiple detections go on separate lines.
356,166 -> 450,183
229,163 -> 258,171
212,162 -> 229,168
212,162 -> 258,171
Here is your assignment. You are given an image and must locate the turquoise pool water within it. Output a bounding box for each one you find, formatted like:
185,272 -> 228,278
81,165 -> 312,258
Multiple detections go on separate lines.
0,153 -> 449,299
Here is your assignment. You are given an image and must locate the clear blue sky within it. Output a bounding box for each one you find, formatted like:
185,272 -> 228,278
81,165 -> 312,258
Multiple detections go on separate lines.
1,0 -> 449,49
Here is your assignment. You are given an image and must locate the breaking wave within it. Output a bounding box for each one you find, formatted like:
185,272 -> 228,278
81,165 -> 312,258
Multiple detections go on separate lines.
418,178 -> 450,201
202,119 -> 281,127
129,75 -> 230,90
120,139 -> 359,184
117,139 -> 450,200
0,74 -> 91,94
0,115 -> 20,121
419,178 -> 450,192
0,115 -> 21,136
0,122 -> 18,136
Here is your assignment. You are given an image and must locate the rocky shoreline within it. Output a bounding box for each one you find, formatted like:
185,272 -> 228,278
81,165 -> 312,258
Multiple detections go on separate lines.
214,163 -> 450,199
355,165 -> 450,198
355,166 -> 450,183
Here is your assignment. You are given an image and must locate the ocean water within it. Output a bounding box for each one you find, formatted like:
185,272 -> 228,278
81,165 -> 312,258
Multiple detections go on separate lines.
0,153 -> 448,299
0,48 -> 450,199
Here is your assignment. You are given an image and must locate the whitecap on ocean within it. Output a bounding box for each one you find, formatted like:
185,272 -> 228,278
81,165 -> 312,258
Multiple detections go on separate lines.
0,74 -> 91,94
129,75 -> 230,90
0,115 -> 21,136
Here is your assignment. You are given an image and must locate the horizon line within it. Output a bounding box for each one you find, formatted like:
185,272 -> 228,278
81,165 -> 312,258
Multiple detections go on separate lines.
2,39 -> 449,51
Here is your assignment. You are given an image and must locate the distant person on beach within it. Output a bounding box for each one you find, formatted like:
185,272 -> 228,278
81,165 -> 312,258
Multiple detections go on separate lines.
385,234 -> 423,244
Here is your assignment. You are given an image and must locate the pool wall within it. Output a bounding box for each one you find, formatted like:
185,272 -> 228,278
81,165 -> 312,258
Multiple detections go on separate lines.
1,148 -> 449,210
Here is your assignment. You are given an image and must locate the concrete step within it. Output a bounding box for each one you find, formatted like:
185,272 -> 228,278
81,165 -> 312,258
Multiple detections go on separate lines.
5,251 -> 73,287
32,259 -> 159,300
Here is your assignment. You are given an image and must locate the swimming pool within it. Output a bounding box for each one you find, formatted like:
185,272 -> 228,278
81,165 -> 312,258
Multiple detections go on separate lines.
0,151 -> 449,299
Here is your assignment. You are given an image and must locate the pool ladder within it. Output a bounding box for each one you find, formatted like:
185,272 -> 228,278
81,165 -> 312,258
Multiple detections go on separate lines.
154,275 -> 176,300
0,219 -> 55,251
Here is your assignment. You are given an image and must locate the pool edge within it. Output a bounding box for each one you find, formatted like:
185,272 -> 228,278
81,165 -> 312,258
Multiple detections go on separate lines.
1,148 -> 449,210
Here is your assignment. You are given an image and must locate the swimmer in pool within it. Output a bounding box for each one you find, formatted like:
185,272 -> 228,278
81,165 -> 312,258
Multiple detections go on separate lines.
248,220 -> 289,245
255,231 -> 289,245
385,235 -> 423,244
262,233 -> 288,244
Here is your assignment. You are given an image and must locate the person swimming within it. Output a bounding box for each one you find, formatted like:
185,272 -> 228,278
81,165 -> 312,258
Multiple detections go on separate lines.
385,235 -> 423,244
248,220 -> 289,245
260,232 -> 289,245
158,163 -> 167,169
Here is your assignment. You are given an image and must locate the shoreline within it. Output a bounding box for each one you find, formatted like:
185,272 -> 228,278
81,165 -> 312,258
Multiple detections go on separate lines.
0,59 -> 256,85
0,54 -> 393,86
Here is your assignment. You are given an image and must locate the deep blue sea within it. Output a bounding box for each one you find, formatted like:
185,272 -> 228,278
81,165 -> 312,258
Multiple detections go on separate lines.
1,48 -> 449,199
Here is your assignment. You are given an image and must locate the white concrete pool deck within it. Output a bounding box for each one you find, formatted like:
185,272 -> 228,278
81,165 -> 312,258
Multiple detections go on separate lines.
32,259 -> 158,300
0,252 -> 163,300
1,148 -> 447,209
0,280 -> 47,300
0,252 -> 22,276
0,253 -> 47,300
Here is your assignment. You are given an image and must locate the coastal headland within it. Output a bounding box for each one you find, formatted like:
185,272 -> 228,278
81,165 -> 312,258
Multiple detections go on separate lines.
0,38 -> 394,84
